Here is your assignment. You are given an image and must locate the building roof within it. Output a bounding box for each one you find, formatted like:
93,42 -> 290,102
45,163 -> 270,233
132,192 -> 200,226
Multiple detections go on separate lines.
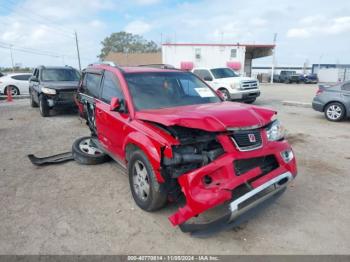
162,43 -> 275,59
162,43 -> 275,48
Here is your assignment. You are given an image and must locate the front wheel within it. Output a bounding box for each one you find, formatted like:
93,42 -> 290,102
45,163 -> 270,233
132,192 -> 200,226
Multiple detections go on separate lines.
72,136 -> 110,165
128,150 -> 167,211
219,88 -> 231,101
324,102 -> 346,122
39,95 -> 50,117
30,91 -> 38,108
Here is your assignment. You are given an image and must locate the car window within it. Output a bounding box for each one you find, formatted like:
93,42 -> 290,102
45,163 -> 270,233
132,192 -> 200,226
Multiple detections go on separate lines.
82,73 -> 102,98
100,71 -> 124,103
193,70 -> 212,80
342,82 -> 350,91
41,69 -> 80,82
125,72 -> 220,111
211,68 -> 238,78
11,74 -> 31,81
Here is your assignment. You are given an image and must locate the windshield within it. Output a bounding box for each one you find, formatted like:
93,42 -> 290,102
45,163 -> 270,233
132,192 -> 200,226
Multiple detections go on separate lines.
125,72 -> 221,111
210,68 -> 238,79
41,69 -> 80,81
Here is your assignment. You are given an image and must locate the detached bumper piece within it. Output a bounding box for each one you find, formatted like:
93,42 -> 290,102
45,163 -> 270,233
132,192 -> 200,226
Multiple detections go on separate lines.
28,152 -> 73,166
179,172 -> 293,237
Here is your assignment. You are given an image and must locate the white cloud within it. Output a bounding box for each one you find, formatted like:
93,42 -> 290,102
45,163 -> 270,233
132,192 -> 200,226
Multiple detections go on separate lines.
287,15 -> 350,38
250,18 -> 268,27
287,28 -> 310,38
124,20 -> 151,35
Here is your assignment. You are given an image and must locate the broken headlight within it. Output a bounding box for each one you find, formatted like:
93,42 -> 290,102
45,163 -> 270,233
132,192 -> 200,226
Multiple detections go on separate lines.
266,119 -> 285,141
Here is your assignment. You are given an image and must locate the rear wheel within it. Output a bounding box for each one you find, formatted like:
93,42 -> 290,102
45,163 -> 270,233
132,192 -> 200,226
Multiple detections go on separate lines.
324,102 -> 346,122
72,136 -> 109,165
128,150 -> 167,211
5,86 -> 20,96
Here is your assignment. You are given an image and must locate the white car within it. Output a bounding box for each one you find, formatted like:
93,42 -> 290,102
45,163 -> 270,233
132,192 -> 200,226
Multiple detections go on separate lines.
192,67 -> 260,103
0,73 -> 32,96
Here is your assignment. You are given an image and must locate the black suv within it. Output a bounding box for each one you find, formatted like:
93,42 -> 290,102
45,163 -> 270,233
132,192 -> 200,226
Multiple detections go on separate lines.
29,66 -> 80,117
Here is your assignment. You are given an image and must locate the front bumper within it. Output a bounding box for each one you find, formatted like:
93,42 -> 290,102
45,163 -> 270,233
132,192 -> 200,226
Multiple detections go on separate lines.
168,134 -> 297,232
312,97 -> 324,112
179,172 -> 292,237
45,91 -> 77,108
230,89 -> 261,100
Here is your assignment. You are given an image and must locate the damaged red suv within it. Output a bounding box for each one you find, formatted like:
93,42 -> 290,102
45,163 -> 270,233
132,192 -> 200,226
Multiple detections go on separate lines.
75,64 -> 297,236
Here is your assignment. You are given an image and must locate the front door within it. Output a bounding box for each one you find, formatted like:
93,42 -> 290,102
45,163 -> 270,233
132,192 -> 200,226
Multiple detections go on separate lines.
95,70 -> 129,160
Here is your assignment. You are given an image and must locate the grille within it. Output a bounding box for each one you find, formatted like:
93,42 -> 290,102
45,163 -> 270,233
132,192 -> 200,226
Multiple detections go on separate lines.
241,81 -> 258,90
234,155 -> 279,176
231,129 -> 262,151
58,91 -> 75,101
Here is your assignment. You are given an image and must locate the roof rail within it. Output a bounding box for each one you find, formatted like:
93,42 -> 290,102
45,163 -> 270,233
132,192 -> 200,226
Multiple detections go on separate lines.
88,61 -> 124,72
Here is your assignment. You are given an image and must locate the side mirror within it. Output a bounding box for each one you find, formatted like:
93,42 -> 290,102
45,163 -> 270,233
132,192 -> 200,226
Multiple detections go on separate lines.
203,76 -> 213,81
110,97 -> 121,111
30,76 -> 38,82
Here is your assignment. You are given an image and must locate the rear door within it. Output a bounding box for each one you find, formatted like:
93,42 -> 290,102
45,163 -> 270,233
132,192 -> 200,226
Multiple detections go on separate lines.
78,69 -> 103,135
95,70 -> 128,159
341,82 -> 350,113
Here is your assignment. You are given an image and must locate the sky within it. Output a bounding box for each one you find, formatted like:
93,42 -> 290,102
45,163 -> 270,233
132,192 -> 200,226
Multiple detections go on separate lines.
0,0 -> 349,69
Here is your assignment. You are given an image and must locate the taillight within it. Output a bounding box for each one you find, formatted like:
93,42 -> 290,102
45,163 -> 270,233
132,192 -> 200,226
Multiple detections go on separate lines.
316,88 -> 323,95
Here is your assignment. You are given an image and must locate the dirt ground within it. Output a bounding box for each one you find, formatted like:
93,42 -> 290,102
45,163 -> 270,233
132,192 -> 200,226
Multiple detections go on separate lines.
0,83 -> 349,255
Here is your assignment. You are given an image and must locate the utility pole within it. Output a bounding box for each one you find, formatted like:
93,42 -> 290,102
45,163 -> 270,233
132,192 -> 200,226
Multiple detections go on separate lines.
270,33 -> 277,84
10,45 -> 15,72
74,31 -> 81,71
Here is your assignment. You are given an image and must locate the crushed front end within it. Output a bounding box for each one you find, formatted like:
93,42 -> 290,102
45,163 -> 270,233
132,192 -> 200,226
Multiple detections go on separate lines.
161,122 -> 297,236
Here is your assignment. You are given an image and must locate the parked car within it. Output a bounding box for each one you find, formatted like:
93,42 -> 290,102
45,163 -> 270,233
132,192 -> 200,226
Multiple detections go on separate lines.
312,82 -> 350,121
29,66 -> 80,117
192,67 -> 260,103
0,73 -> 31,95
74,64 -> 297,235
278,70 -> 301,83
300,73 -> 318,84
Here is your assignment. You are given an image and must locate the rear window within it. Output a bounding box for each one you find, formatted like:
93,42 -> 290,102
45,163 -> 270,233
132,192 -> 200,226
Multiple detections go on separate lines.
11,74 -> 31,81
41,69 -> 80,82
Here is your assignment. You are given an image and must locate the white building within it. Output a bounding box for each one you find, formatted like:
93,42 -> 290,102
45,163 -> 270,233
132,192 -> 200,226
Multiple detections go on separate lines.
162,43 -> 274,76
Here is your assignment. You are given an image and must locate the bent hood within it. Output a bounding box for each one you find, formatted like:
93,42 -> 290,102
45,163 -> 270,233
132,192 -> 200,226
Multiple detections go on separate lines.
42,81 -> 79,91
135,102 -> 275,132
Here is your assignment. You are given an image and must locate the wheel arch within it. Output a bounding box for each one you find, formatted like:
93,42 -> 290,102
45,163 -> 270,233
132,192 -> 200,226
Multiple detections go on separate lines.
4,85 -> 20,95
323,100 -> 346,114
123,132 -> 165,183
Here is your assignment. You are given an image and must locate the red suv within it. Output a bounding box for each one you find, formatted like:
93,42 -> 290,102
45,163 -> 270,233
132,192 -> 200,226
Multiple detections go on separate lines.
75,64 -> 297,236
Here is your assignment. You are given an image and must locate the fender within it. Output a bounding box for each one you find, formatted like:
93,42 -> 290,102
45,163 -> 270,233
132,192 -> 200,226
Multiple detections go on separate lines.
123,131 -> 165,183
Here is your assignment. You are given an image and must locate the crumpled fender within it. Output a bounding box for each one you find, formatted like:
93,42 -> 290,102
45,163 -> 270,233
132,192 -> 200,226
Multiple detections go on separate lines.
123,131 -> 165,183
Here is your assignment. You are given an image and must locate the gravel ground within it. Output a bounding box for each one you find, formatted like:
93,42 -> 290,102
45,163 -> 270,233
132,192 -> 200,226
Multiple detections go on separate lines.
0,83 -> 349,255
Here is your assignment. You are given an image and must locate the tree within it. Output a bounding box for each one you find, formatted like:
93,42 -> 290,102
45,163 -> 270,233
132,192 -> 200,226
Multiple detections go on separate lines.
98,31 -> 160,59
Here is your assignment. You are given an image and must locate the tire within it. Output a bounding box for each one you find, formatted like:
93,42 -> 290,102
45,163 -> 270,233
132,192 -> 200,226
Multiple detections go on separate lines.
245,98 -> 256,104
324,102 -> 346,122
128,150 -> 167,211
219,88 -> 231,101
72,136 -> 110,165
5,86 -> 20,96
39,95 -> 50,117
30,91 -> 38,108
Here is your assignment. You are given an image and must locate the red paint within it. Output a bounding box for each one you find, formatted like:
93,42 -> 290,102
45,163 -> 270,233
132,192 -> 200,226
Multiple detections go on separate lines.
180,61 -> 194,71
76,64 -> 297,228
6,87 -> 13,102
226,61 -> 241,70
